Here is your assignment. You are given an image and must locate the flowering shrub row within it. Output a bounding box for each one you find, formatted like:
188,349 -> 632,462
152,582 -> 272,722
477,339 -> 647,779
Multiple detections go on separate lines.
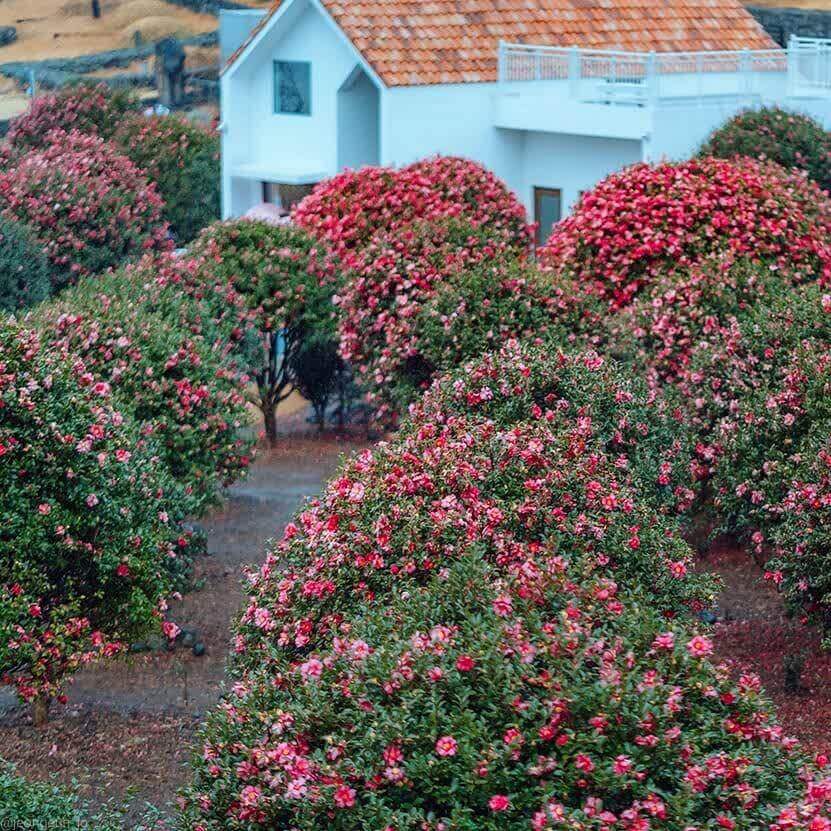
0,323 -> 178,708
293,156 -> 533,262
539,157 -> 831,312
0,130 -> 171,289
701,107 -> 831,195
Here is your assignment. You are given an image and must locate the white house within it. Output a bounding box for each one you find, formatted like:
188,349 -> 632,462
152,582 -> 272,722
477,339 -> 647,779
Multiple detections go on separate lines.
219,0 -> 831,244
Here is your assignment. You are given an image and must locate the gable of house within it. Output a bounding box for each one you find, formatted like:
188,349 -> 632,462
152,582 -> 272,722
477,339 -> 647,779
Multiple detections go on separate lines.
225,0 -> 778,86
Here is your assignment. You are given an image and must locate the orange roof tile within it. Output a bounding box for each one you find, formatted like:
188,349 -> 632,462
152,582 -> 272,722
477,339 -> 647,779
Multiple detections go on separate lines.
225,0 -> 778,86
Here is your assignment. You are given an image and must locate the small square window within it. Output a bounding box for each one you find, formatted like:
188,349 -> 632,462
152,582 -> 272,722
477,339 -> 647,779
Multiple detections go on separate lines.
274,60 -> 311,115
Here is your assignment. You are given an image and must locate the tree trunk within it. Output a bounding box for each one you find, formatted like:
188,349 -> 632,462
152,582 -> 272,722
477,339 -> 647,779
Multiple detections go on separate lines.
91,0 -> 101,18
31,696 -> 49,727
263,400 -> 278,445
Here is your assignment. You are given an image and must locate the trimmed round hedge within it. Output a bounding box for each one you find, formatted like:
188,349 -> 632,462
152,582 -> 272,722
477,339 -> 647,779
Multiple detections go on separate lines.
180,349 -> 827,829
5,83 -> 137,152
701,107 -> 831,194
0,322 -> 178,705
0,130 -> 170,289
0,216 -> 53,313
539,157 -> 831,312
293,156 -> 533,261
114,114 -> 221,244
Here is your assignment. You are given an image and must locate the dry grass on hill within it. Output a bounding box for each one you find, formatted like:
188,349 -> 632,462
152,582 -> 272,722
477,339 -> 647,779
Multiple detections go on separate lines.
0,0 -> 216,63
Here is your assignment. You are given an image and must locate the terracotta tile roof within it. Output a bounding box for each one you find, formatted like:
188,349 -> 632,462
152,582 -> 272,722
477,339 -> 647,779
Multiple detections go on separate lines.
225,0 -> 778,86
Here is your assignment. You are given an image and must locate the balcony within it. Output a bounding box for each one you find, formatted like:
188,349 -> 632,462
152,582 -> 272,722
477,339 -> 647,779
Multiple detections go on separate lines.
493,37 -> 831,139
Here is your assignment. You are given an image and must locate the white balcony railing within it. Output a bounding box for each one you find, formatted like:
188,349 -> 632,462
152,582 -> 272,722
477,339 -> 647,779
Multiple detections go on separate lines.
497,41 -> 807,106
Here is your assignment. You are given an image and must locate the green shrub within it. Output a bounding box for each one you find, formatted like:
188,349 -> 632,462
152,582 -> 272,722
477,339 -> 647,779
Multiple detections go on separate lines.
0,216 -> 53,313
114,114 -> 221,244
31,252 -> 254,517
701,107 -> 831,193
190,220 -> 338,440
5,83 -> 137,152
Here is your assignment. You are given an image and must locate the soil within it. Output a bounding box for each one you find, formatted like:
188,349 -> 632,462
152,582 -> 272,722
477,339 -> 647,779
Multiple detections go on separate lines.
0,418 -> 370,823
701,543 -> 831,756
0,0 -> 215,64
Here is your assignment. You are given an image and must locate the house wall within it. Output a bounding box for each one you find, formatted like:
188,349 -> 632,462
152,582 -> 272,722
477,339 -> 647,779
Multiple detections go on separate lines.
338,70 -> 380,170
222,0 -> 383,216
519,132 -> 643,217
381,83 -> 525,193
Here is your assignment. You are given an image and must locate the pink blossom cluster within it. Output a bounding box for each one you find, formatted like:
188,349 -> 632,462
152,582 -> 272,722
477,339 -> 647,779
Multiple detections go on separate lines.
539,157 -> 831,312
292,155 -> 533,261
0,129 -> 171,288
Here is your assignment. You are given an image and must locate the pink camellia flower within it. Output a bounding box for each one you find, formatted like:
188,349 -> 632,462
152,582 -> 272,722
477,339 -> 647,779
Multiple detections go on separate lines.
85,493 -> 99,507
435,736 -> 458,757
239,785 -> 261,808
613,755 -> 633,775
333,785 -> 356,808
92,381 -> 111,396
652,632 -> 675,651
575,754 -> 594,773
492,594 -> 513,617
455,655 -> 475,672
489,794 -> 510,812
162,621 -> 180,640
686,635 -> 714,658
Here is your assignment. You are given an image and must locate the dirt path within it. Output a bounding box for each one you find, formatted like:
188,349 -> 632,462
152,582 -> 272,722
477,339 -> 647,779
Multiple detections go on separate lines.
0,432 -> 368,822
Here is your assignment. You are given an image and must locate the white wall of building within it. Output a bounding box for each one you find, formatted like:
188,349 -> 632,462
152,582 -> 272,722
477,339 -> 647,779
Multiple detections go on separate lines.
337,68 -> 380,171
519,131 -> 643,216
222,0 -> 382,216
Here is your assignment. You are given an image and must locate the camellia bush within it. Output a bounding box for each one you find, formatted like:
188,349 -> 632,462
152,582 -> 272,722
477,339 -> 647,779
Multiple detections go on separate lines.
667,282 -> 831,630
33,252 -> 255,516
0,216 -> 54,313
5,82 -> 137,152
602,256 -> 798,386
0,761 -> 154,831
179,364 -> 831,829
408,342 -> 698,516
0,130 -> 170,289
701,107 -> 831,194
114,114 -> 220,244
539,157 -> 831,312
337,219 -> 540,419
190,219 -> 340,441
0,322 -> 177,717
293,155 -> 533,261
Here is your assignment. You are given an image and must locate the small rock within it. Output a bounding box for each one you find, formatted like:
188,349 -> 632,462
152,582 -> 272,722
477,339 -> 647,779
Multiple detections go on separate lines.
182,630 -> 197,648
192,641 -> 206,657
130,641 -> 148,653
697,609 -> 718,625
0,27 -> 17,48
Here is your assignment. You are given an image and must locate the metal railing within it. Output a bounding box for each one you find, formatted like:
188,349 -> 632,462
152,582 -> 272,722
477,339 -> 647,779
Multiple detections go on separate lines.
788,36 -> 831,93
498,42 -> 791,105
